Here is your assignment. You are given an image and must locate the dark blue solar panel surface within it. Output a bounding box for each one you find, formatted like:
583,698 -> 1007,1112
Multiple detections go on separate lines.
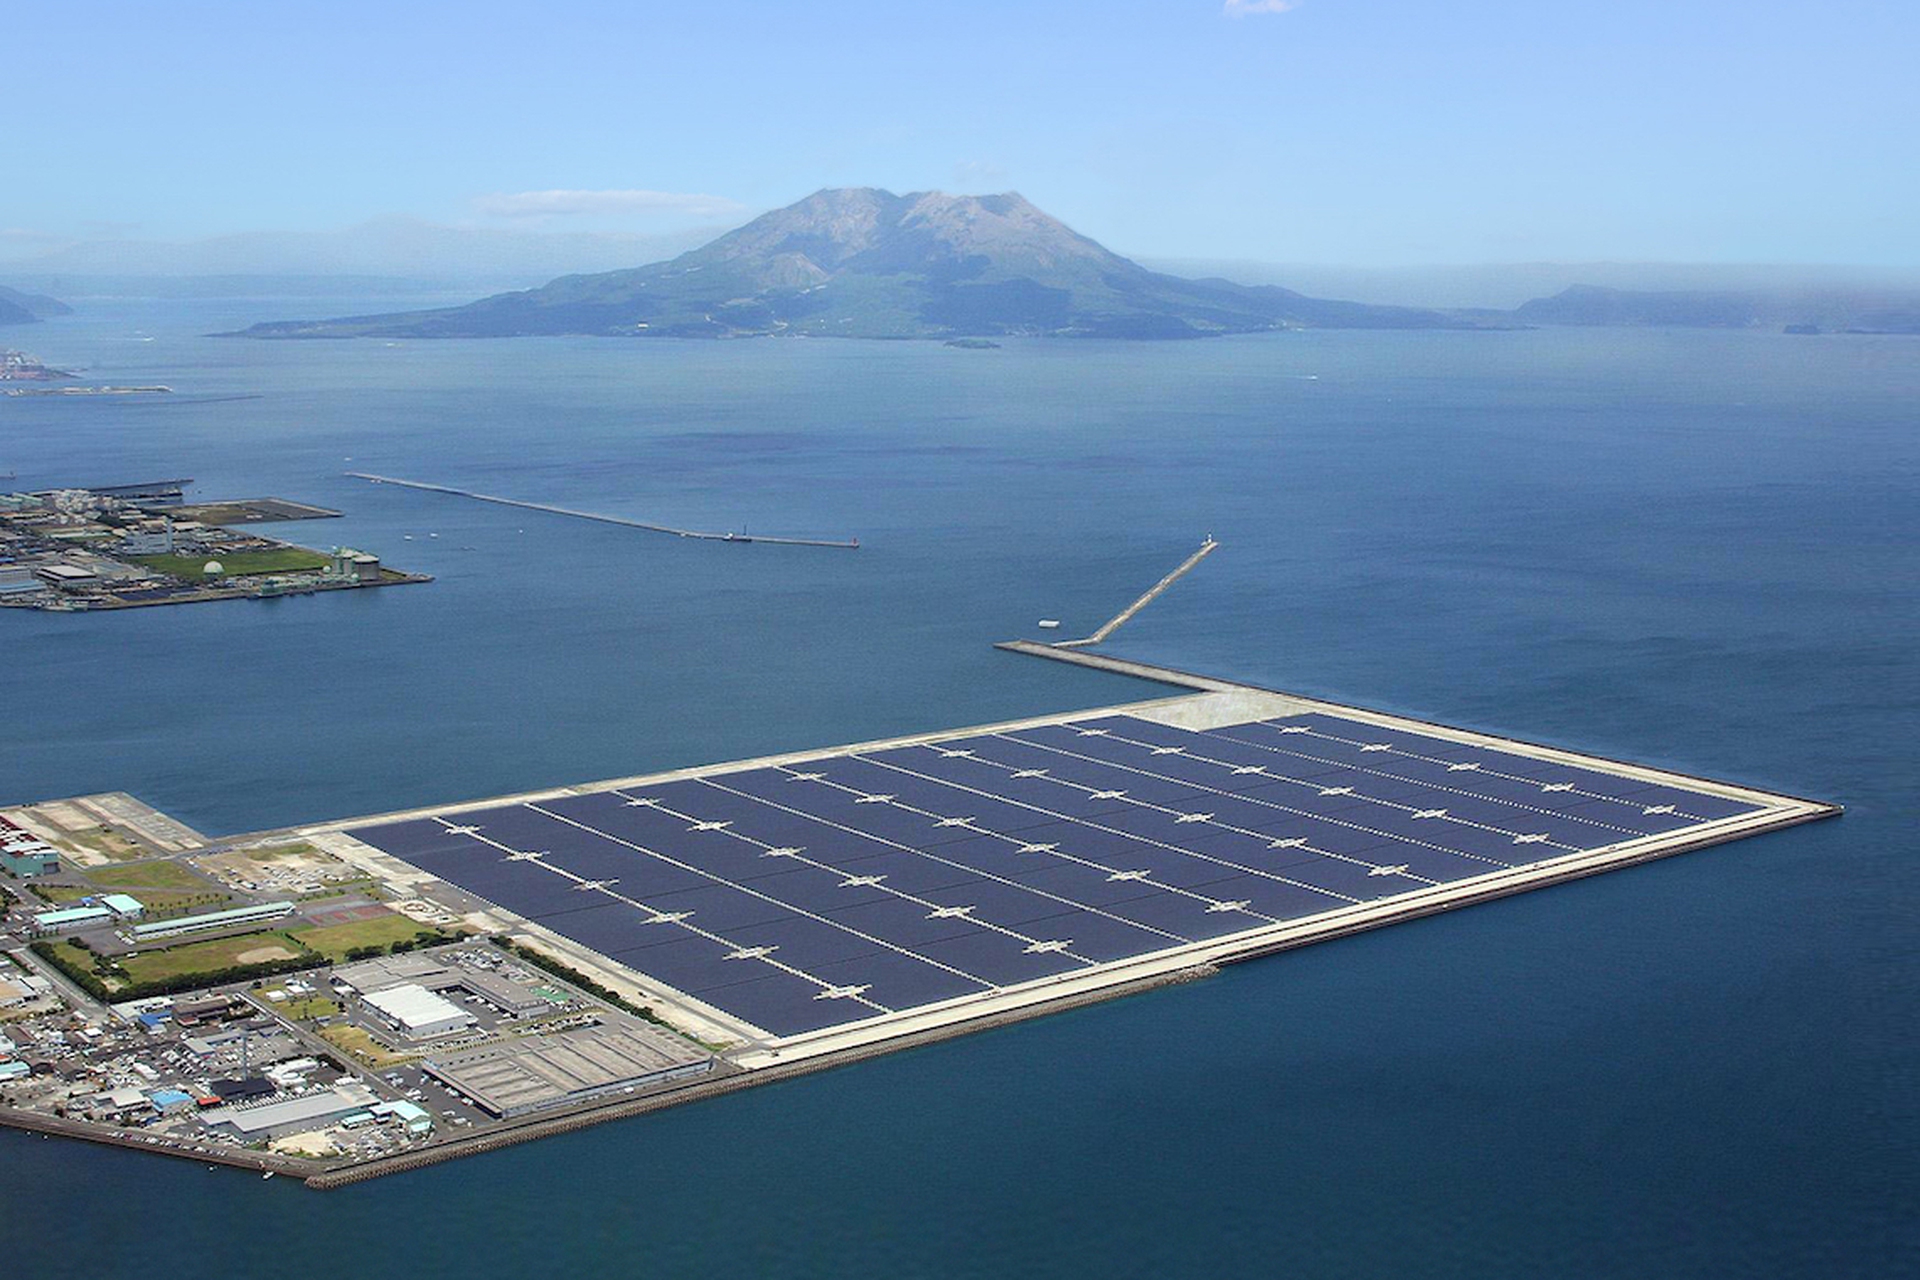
345,709 -> 1769,1039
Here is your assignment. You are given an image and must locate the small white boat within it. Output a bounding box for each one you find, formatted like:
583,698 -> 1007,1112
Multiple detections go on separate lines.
1038,619 -> 1062,630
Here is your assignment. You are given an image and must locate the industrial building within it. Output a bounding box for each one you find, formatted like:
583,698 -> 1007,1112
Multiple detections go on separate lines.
422,1021 -> 713,1117
454,968 -> 552,1016
34,563 -> 97,590
209,1076 -> 276,1104
329,547 -> 383,582
370,1099 -> 432,1134
1,841 -> 59,877
0,817 -> 59,876
172,993 -> 240,1027
96,1086 -> 152,1115
359,983 -> 475,1040
334,953 -> 554,1018
188,1029 -> 298,1062
27,894 -> 140,933
203,1081 -> 380,1140
99,893 -> 145,920
120,523 -> 175,555
330,953 -> 451,995
129,900 -> 294,942
32,905 -> 113,934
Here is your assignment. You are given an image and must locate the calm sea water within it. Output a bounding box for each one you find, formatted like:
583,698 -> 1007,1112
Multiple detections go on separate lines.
2,300 -> 1912,1278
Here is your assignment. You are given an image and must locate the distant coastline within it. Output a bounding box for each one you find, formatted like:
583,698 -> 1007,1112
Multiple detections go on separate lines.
0,350 -> 77,382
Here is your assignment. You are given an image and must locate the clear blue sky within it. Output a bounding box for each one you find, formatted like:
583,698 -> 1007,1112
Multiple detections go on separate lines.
11,0 -> 1917,265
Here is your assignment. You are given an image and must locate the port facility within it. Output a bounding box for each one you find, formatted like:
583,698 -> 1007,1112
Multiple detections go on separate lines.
323,662 -> 1837,1064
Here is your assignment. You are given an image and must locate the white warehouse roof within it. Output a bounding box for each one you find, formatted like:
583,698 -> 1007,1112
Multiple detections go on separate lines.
362,983 -> 471,1034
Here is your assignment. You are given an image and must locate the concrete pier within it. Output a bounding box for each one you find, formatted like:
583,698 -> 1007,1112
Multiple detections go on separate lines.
1056,537 -> 1218,647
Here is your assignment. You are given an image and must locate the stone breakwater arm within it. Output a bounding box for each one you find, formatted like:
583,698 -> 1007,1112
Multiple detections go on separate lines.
346,473 -> 858,549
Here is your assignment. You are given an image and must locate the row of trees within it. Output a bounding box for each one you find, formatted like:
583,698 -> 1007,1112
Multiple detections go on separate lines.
339,927 -> 456,963
30,939 -> 327,1002
486,934 -> 668,1027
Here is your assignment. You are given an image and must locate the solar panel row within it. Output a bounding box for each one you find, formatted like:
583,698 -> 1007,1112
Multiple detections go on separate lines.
346,710 -> 1765,1039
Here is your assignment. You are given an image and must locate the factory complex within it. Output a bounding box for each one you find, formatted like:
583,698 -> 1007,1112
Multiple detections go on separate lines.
0,478 -> 426,612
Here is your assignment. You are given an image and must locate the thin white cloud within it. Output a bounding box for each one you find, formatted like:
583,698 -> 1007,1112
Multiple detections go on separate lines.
1223,0 -> 1298,15
474,189 -> 745,220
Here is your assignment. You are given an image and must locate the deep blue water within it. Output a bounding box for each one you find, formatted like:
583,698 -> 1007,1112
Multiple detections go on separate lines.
2,302 -> 1912,1277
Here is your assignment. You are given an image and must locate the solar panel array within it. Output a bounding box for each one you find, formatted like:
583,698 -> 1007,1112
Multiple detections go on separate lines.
346,711 -> 1765,1038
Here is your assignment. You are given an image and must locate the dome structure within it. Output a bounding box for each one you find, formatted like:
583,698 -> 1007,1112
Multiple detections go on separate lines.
202,560 -> 224,577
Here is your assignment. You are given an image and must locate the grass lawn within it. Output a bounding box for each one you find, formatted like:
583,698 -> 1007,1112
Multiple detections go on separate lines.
127,889 -> 233,917
259,987 -> 341,1021
289,913 -> 439,961
81,861 -> 230,917
319,1024 -> 417,1069
85,860 -> 208,892
117,931 -> 311,985
35,870 -> 225,916
130,547 -> 329,582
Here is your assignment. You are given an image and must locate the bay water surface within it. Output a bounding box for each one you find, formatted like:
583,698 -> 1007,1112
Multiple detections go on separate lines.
1,300 -> 1911,1277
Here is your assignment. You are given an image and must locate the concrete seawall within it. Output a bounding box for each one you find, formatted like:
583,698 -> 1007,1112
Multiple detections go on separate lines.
0,1107 -> 321,1179
304,964 -> 1215,1189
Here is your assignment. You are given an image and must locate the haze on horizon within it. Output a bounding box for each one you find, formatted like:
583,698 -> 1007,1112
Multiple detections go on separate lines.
8,0 -> 1916,279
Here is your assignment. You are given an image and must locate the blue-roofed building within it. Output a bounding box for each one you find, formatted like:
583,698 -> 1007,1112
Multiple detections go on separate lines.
370,1099 -> 433,1134
31,905 -> 112,934
100,893 -> 145,920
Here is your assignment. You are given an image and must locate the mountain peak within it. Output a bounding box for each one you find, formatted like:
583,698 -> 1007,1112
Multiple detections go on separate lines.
231,187 -> 1469,340
683,187 -> 1126,284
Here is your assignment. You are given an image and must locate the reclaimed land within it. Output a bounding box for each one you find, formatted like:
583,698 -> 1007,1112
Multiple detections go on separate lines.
6,656 -> 1841,1189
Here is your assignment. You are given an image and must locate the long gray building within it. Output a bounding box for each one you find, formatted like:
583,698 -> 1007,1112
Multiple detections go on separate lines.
423,1021 -> 712,1117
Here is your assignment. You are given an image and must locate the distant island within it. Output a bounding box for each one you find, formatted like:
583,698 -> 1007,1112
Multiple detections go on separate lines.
0,285 -> 71,327
228,188 -> 1490,341
1510,283 -> 1920,334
